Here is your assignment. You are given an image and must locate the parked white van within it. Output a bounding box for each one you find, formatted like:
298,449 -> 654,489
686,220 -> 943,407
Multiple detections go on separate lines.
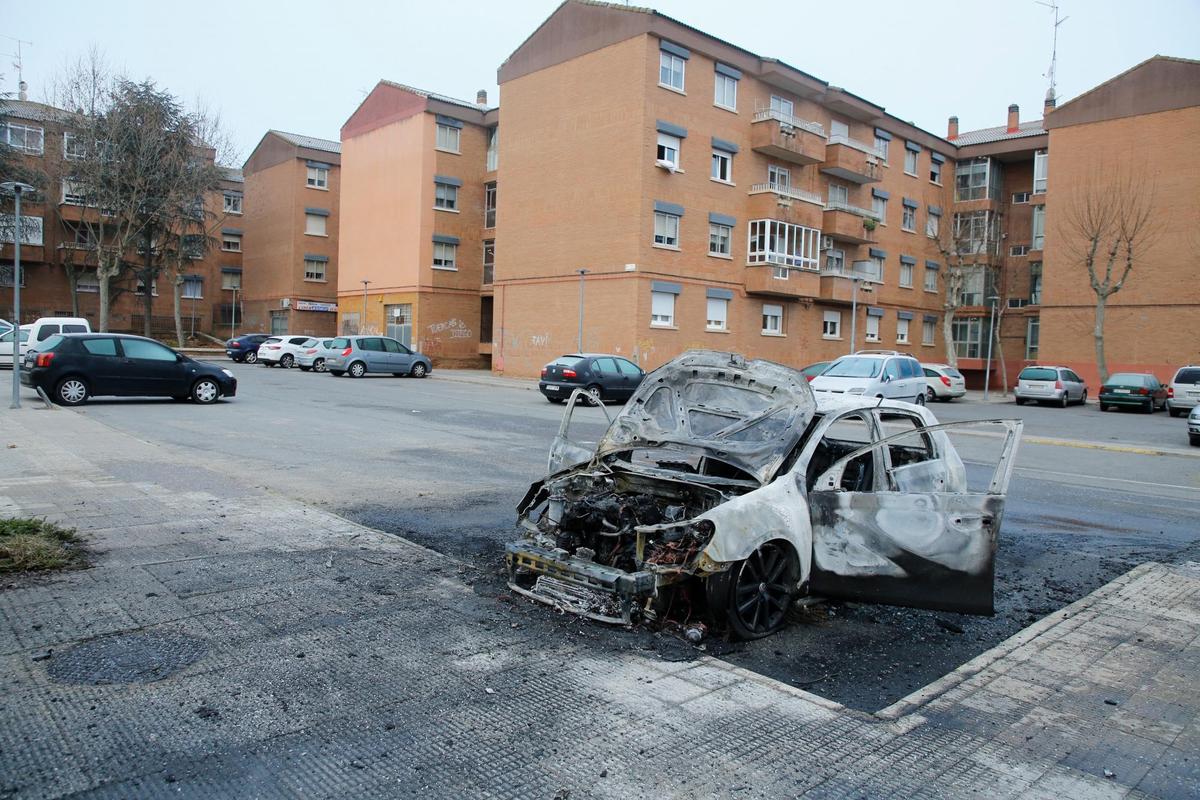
0,317 -> 91,365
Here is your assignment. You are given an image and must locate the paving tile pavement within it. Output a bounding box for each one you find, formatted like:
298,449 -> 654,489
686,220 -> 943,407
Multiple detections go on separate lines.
0,405 -> 1197,799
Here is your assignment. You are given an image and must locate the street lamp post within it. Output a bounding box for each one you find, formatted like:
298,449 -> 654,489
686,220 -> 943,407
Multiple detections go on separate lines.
576,269 -> 588,353
360,280 -> 371,334
2,181 -> 35,410
847,274 -> 871,355
983,295 -> 1000,400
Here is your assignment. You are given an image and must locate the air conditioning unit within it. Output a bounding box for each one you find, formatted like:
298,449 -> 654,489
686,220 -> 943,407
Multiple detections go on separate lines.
821,236 -> 835,251
280,298 -> 291,309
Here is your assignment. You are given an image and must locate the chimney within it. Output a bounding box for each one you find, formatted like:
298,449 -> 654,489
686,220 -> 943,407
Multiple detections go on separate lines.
1007,104 -> 1020,133
476,89 -> 488,106
18,80 -> 27,101
947,116 -> 959,140
1043,87 -> 1057,116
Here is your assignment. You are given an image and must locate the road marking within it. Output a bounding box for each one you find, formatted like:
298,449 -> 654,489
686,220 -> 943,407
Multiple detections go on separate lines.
1011,464 -> 1200,493
1022,435 -> 1196,458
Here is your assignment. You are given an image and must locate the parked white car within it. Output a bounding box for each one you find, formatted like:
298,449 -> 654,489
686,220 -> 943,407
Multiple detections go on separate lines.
257,335 -> 317,368
922,363 -> 967,402
1167,365 -> 1200,417
810,351 -> 927,406
0,317 -> 90,366
297,338 -> 337,372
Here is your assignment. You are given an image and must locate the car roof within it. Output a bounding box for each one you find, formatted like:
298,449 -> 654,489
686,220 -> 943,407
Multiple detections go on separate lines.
59,332 -> 164,340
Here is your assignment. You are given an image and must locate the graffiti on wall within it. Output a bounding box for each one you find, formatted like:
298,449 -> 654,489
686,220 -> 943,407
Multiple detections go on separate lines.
427,318 -> 473,339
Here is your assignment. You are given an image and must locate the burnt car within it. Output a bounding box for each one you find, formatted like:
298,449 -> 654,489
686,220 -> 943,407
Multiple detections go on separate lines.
506,351 -> 1022,639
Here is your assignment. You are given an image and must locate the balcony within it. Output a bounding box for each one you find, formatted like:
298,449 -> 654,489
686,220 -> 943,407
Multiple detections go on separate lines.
750,110 -> 826,166
819,138 -> 883,184
747,184 -> 824,229
744,264 -> 819,298
818,269 -> 857,304
823,202 -> 879,245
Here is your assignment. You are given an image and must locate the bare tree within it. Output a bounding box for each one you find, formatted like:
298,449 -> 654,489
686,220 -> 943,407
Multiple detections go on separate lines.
1059,167 -> 1161,384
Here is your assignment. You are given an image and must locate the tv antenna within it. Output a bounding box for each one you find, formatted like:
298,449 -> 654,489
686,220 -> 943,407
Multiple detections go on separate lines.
1035,1 -> 1068,103
0,36 -> 33,99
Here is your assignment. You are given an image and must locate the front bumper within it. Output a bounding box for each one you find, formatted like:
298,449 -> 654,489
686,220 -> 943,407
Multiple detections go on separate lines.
220,377 -> 238,398
505,542 -> 656,625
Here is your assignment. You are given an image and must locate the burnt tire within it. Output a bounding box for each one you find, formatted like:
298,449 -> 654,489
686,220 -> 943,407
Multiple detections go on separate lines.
707,541 -> 798,640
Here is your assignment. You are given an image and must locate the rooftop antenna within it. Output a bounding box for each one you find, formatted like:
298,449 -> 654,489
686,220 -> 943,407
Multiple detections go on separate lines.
1034,1 -> 1068,105
0,36 -> 33,100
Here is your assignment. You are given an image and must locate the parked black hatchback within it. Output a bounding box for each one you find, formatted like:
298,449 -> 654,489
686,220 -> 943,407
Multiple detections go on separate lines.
539,353 -> 645,404
21,334 -> 237,406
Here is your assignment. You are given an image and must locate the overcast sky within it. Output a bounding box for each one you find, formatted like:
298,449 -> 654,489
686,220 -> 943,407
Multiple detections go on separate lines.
5,0 -> 1199,165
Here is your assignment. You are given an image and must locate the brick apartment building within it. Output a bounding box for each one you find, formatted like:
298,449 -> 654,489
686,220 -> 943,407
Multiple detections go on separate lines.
240,130 -> 342,336
336,83 -> 497,367
1,99 -> 244,337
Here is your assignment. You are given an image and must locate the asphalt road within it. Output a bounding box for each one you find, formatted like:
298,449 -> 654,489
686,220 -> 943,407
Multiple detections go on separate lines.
42,360 -> 1200,711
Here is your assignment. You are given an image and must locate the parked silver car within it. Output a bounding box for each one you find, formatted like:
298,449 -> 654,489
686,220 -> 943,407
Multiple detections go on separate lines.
1167,365 -> 1200,417
1188,405 -> 1200,447
810,351 -> 927,406
1014,366 -> 1087,407
297,338 -> 337,372
922,363 -> 967,402
325,335 -> 432,378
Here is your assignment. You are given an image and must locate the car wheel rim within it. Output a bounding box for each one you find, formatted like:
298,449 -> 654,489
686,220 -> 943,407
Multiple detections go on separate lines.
314,359 -> 325,372
246,352 -> 257,363
413,364 -> 426,377
351,363 -> 364,377
60,380 -> 86,403
195,381 -> 217,402
733,543 -> 791,635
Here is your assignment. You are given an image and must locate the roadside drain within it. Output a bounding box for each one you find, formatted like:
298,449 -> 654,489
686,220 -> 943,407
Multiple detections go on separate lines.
46,631 -> 209,685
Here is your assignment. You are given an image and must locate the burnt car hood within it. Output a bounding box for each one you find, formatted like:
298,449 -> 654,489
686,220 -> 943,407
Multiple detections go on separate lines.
594,350 -> 817,486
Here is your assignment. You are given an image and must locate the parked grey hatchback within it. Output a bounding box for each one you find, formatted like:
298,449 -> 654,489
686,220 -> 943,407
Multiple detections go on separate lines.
325,336 -> 432,379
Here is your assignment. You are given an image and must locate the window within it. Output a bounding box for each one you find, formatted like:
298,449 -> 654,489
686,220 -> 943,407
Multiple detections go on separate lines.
222,234 -> 242,252
305,213 -> 327,236
865,314 -> 880,342
762,304 -> 783,335
486,127 -> 498,172
713,72 -> 737,110
769,95 -> 794,119
63,132 -> 87,160
922,319 -> 935,345
954,211 -> 998,255
656,132 -> 681,169
62,179 -> 87,205
708,222 -> 732,256
924,266 -> 938,292
827,182 -> 849,207
899,261 -> 914,288
955,157 -> 1004,202
706,297 -> 728,331
926,211 -> 939,238
930,159 -> 942,185
1029,262 -> 1043,304
874,135 -> 889,164
0,213 -> 43,245
135,278 -> 158,296
182,235 -> 205,259
711,149 -> 732,182
830,119 -> 849,139
659,49 -> 685,91
747,220 -> 821,271
436,124 -> 461,153
767,164 -> 790,191
654,211 -> 680,248
952,317 -> 984,359
1026,317 -> 1040,359
484,182 -> 497,228
902,204 -> 916,232
433,242 -> 457,269
434,182 -> 458,211
306,165 -> 329,188
1012,191 -> 1031,204
3,122 -> 44,155
959,266 -> 987,306
304,259 -> 327,281
1031,205 -> 1045,250
904,148 -> 918,176
483,240 -> 495,284
121,339 -> 176,361
872,194 -> 888,223
223,192 -> 243,214
222,271 -> 242,290
825,248 -> 845,273
651,291 -> 675,327
1010,244 -> 1029,257
77,275 -> 100,293
1033,149 -> 1048,194
896,317 -> 910,344
859,254 -> 884,284
82,338 -> 118,356
182,277 -> 203,299
822,310 -> 841,339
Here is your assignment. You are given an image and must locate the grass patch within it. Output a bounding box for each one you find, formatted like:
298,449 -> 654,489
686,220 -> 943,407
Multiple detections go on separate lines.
0,517 -> 87,574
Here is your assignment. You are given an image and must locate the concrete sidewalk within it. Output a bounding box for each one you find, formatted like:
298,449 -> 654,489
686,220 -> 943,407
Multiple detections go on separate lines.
0,405 -> 1196,799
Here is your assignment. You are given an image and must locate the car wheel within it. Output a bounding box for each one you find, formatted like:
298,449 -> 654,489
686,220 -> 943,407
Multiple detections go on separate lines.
586,384 -> 603,405
1080,390 -> 1088,406
280,354 -> 294,369
1060,393 -> 1069,408
313,358 -> 326,373
191,377 -> 221,404
410,362 -> 428,379
1015,397 -> 1025,405
54,376 -> 89,406
298,365 -> 311,372
1143,400 -> 1154,414
1100,403 -> 1109,412
707,540 -> 798,640
245,351 -> 258,364
348,361 -> 366,378
330,370 -> 345,377
926,387 -> 936,402
915,392 -> 926,407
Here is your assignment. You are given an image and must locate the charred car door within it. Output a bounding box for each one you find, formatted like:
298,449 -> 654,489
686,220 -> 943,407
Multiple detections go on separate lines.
806,417 -> 1022,615
546,388 -> 613,474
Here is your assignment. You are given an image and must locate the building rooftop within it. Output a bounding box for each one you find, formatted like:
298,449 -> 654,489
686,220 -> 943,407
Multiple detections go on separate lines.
270,130 -> 342,154
380,81 -> 494,112
219,166 -> 244,183
953,119 -> 1046,147
1,99 -> 73,124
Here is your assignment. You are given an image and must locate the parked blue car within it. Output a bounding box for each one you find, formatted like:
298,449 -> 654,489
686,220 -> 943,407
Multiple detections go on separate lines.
224,333 -> 271,364
325,335 -> 432,378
